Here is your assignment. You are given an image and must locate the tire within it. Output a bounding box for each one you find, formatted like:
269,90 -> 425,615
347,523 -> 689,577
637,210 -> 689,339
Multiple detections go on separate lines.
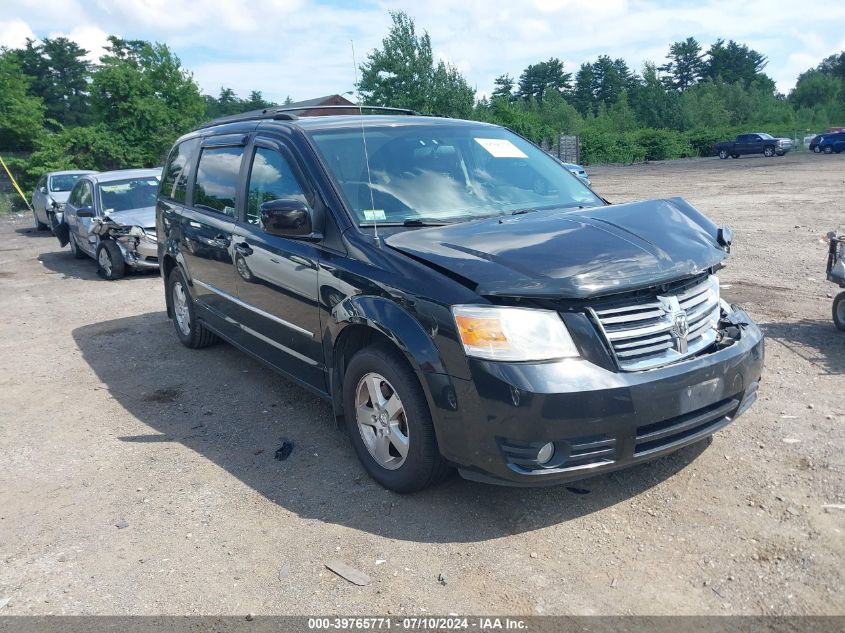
718,150 -> 728,159
834,292 -> 845,332
96,240 -> 126,280
33,211 -> 48,231
167,267 -> 219,349
823,146 -> 833,154
68,233 -> 86,259
763,146 -> 775,157
342,344 -> 450,493
813,145 -> 821,153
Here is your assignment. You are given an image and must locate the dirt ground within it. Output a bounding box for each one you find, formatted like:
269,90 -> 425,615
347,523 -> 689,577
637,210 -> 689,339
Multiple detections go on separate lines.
0,151 -> 843,616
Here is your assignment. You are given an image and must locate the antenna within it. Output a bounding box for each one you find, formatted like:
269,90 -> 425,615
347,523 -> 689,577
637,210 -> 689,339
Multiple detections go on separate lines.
351,40 -> 379,245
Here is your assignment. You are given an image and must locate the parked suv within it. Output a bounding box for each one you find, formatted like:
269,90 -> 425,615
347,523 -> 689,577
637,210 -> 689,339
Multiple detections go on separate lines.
157,108 -> 764,492
815,131 -> 845,154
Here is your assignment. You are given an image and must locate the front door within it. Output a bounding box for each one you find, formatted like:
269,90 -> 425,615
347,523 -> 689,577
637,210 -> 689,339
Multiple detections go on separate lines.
66,180 -> 96,255
231,141 -> 325,389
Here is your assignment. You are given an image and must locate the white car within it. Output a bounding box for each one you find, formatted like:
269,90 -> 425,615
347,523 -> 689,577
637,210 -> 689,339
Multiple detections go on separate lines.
31,170 -> 96,231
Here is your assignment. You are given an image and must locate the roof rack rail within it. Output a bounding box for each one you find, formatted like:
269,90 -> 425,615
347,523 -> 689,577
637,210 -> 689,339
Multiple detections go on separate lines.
197,104 -> 419,130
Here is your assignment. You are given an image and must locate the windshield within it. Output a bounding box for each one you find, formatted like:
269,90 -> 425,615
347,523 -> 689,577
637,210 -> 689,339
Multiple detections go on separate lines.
308,124 -> 602,225
49,174 -> 84,192
98,177 -> 160,214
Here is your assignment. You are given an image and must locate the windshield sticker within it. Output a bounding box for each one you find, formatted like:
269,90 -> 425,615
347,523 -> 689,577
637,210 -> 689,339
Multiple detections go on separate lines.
474,138 -> 527,158
363,209 -> 386,221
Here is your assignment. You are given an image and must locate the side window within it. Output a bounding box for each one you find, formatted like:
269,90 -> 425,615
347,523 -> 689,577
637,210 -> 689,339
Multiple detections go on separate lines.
246,147 -> 310,225
161,138 -> 200,203
37,175 -> 47,191
68,181 -> 83,206
193,146 -> 244,217
79,181 -> 94,207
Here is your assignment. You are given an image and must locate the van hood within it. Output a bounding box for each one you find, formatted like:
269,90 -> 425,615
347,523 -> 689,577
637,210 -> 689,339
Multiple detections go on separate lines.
103,206 -> 156,229
384,197 -> 726,300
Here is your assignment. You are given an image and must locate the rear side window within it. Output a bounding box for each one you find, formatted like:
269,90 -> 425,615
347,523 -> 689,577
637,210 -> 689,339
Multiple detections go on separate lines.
193,146 -> 243,217
161,138 -> 200,203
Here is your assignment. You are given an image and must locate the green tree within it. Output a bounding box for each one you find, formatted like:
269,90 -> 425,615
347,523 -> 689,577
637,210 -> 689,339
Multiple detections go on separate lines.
515,58 -> 571,102
358,11 -> 474,117
491,74 -> 515,100
13,37 -> 93,127
630,62 -> 681,129
703,39 -> 770,88
0,52 -> 45,151
659,37 -> 704,91
570,63 -> 596,115
90,36 -> 205,165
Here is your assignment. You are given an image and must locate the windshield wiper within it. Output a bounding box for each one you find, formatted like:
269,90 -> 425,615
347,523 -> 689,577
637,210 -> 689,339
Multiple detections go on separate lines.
401,218 -> 452,227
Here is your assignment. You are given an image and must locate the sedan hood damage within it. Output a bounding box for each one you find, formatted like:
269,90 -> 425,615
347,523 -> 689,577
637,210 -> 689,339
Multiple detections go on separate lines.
385,197 -> 727,299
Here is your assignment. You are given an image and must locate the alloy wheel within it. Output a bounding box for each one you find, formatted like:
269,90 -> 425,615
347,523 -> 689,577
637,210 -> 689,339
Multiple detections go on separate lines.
98,247 -> 112,277
355,372 -> 410,470
172,280 -> 191,336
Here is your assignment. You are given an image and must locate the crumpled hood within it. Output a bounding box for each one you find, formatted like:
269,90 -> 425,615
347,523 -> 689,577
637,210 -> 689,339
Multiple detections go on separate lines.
103,206 -> 156,229
51,191 -> 72,204
385,197 -> 727,299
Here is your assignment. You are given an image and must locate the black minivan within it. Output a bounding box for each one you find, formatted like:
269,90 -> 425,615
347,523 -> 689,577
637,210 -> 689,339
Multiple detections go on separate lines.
156,107 -> 764,492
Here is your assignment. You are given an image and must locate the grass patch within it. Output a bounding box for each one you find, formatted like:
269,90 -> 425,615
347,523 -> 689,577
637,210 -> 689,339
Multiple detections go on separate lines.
0,191 -> 28,215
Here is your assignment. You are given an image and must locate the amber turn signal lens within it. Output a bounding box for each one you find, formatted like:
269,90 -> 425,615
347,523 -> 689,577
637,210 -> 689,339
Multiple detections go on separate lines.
454,315 -> 508,348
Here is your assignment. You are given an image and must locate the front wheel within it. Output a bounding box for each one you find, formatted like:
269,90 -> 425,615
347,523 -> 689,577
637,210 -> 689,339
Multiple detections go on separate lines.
813,145 -> 821,153
834,292 -> 845,332
96,241 -> 126,280
342,344 -> 450,492
823,146 -> 833,154
718,150 -> 729,159
33,211 -> 48,231
167,267 -> 218,348
763,146 -> 775,157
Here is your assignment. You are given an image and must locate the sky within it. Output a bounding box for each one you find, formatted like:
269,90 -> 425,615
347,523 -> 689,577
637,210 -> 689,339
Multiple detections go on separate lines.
2,0 -> 845,104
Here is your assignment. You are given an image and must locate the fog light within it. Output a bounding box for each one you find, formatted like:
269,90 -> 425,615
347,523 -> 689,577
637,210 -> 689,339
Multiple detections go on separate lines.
537,442 -> 554,465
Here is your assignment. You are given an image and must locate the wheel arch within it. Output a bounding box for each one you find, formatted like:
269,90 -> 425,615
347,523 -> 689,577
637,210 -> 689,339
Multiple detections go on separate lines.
326,295 -> 457,427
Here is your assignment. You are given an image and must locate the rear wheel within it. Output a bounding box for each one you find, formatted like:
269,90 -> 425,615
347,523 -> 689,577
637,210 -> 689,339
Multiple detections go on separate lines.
96,240 -> 125,280
68,233 -> 86,259
823,145 -> 833,154
834,292 -> 845,332
718,150 -> 729,159
763,146 -> 775,157
342,344 -> 450,493
167,267 -> 218,348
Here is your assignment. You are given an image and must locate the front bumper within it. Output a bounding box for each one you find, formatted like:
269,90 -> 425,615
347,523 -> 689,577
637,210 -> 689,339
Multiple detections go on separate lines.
117,238 -> 159,270
432,310 -> 764,486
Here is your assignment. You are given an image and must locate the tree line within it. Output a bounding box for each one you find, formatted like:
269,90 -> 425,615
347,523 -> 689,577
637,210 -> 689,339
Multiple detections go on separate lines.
2,11 -> 844,195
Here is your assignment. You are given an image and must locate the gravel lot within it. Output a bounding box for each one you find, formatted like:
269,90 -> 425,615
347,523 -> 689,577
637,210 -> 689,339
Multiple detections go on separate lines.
1,151 -> 843,616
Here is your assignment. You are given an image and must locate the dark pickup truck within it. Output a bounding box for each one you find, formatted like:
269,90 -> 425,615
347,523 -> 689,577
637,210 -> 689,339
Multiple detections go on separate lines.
715,133 -> 793,159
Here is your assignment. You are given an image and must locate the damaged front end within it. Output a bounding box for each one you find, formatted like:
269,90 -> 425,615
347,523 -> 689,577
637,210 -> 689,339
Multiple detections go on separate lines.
90,216 -> 159,270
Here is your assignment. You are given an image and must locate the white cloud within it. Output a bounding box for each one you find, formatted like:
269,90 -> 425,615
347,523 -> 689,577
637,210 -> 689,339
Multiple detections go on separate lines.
0,18 -> 36,48
3,0 -> 845,102
48,25 -> 110,63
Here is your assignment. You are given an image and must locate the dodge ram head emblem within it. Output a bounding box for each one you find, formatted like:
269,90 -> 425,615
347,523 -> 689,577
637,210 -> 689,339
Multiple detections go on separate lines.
659,295 -> 689,354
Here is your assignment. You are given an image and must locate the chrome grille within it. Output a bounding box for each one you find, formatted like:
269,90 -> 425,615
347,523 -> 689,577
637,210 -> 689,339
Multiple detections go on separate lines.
592,275 -> 721,371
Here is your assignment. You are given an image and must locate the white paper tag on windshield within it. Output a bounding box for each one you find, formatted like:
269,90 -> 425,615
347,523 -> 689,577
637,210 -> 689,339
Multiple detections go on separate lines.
474,138 -> 527,158
363,209 -> 386,221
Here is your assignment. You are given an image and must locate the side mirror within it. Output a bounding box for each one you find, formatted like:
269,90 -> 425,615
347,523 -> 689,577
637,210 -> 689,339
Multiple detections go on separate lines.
76,206 -> 94,218
259,199 -> 317,238
39,186 -> 48,195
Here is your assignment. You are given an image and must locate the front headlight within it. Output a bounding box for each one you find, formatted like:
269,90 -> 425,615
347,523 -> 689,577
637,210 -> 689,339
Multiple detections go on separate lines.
719,298 -> 734,315
452,305 -> 580,361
